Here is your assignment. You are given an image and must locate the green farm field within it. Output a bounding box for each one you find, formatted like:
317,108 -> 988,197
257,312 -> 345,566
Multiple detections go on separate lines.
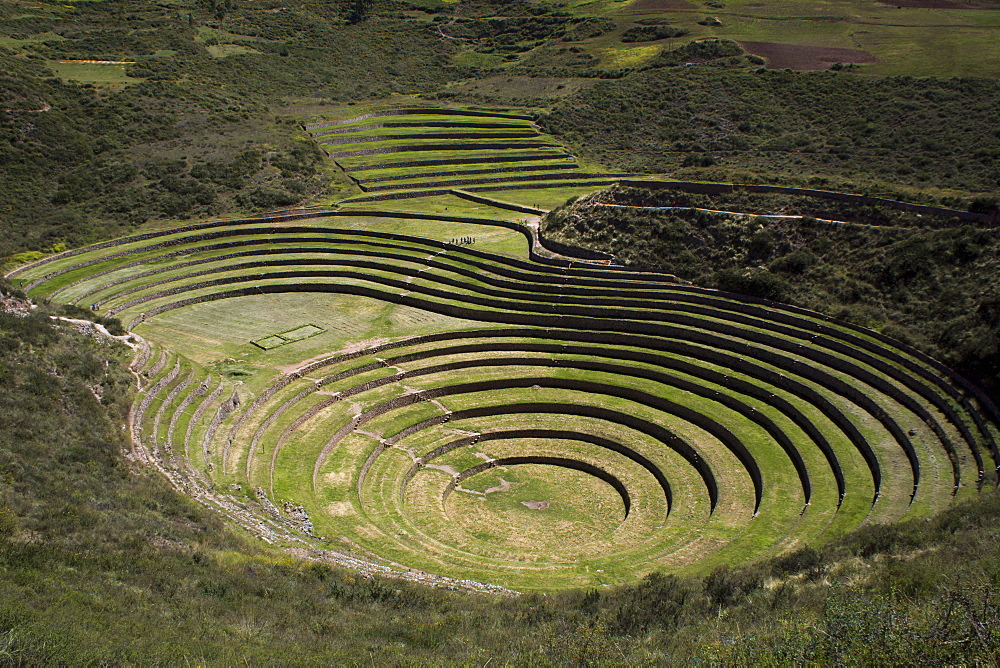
592,0 -> 1000,76
45,60 -> 141,90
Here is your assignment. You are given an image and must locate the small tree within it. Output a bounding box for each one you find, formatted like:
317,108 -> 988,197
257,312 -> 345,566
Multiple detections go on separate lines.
347,0 -> 367,24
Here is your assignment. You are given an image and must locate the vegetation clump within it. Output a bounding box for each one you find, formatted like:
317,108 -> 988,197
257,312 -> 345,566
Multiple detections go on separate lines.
644,38 -> 744,67
620,25 -> 690,43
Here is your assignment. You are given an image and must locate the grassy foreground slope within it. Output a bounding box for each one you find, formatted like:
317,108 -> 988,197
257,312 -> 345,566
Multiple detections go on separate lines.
1,299 -> 999,663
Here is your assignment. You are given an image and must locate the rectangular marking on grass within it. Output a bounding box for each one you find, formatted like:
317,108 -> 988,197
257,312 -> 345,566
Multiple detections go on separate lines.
251,324 -> 326,350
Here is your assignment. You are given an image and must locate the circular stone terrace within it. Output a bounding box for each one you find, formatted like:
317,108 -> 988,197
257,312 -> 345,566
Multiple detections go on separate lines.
10,195 -> 998,591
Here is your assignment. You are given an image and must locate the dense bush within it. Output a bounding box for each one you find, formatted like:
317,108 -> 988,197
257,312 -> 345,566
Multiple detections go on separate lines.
645,38 -> 744,67
620,25 -> 690,43
714,266 -> 791,302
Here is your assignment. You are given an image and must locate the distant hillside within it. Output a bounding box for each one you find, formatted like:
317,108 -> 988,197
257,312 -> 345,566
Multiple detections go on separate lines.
539,67 -> 1000,198
4,0 -> 1000,265
0,0 -> 463,264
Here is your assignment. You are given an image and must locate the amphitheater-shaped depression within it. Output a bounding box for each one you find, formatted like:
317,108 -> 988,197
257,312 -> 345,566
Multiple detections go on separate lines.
11,207 -> 999,589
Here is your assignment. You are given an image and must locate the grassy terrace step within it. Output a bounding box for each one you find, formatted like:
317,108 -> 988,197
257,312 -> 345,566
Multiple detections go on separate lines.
311,121 -> 536,137
307,114 -> 537,139
303,108 -> 535,131
14,211 -> 998,589
316,119 -> 537,136
318,116 -> 535,134
166,369 -> 210,459
362,172 -> 635,193
358,163 -> 580,185
318,131 -> 542,147
341,152 -> 573,173
325,141 -> 557,159
338,180 -> 627,203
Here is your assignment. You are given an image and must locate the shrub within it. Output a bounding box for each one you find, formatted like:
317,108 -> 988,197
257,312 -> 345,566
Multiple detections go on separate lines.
852,523 -> 908,558
610,572 -> 693,634
771,249 -> 818,274
714,267 -> 791,302
681,154 -> 717,167
647,39 -> 744,67
620,26 -> 690,43
0,508 -> 17,538
771,546 -> 822,577
240,187 -> 299,209
969,195 -> 999,214
704,565 -> 762,607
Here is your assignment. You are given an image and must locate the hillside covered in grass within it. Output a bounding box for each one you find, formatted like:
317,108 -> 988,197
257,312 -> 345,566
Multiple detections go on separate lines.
4,0 -> 1000,266
538,64 -> 1000,198
542,185 -> 1000,399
